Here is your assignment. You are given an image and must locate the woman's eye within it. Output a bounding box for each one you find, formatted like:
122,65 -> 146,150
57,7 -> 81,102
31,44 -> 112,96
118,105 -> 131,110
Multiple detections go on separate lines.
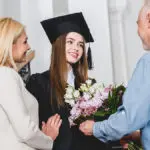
67,40 -> 73,44
79,44 -> 83,48
24,41 -> 27,44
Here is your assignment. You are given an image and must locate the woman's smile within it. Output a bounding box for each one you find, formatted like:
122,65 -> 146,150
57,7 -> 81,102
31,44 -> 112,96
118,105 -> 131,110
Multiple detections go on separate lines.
69,52 -> 79,59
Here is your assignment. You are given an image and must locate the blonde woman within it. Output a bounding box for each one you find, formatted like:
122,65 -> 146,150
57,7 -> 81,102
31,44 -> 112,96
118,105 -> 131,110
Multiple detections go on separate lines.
0,17 -> 62,150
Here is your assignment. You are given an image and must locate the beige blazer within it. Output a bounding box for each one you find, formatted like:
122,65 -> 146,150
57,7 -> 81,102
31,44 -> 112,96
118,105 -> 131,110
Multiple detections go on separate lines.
0,67 -> 53,150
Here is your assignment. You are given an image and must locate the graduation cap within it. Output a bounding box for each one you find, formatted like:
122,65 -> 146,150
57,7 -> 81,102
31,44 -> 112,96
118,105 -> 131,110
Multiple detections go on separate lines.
41,12 -> 94,70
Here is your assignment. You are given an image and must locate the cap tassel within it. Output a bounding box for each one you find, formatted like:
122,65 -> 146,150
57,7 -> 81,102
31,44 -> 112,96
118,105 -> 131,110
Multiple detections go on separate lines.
87,45 -> 94,70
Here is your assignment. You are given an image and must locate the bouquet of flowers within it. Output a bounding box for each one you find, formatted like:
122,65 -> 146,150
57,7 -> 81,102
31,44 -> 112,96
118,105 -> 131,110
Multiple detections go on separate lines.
64,79 -> 114,125
128,141 -> 143,150
64,79 -> 143,150
94,84 -> 125,120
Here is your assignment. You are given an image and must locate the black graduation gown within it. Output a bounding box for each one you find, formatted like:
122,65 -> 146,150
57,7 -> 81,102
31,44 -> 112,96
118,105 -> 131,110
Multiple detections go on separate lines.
26,71 -> 72,150
26,70 -> 122,150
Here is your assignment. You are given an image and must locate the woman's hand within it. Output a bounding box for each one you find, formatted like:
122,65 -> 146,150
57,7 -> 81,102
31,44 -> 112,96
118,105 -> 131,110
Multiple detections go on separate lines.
120,134 -> 131,149
120,130 -> 141,149
42,114 -> 62,140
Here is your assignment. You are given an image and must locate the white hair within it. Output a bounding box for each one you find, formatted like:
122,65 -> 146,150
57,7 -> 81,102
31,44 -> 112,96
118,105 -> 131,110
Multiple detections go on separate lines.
145,0 -> 150,6
139,1 -> 150,20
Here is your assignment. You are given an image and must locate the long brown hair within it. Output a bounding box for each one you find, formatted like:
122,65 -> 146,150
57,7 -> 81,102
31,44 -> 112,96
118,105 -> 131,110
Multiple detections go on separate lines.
50,33 -> 88,108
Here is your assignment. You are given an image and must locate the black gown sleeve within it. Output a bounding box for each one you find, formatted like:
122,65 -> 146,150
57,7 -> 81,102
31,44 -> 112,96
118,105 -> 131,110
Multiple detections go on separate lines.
26,73 -> 73,150
26,74 -> 45,128
26,74 -> 40,99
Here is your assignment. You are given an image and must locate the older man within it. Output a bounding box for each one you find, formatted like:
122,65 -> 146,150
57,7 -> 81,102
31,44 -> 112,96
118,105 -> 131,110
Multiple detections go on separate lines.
79,1 -> 150,150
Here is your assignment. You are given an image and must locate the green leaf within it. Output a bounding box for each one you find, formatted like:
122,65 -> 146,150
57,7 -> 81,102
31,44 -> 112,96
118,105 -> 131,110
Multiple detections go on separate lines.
94,110 -> 107,116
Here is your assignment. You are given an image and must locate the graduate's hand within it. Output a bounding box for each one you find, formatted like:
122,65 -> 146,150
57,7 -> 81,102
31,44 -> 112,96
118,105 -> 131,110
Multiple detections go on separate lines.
42,121 -> 47,133
42,114 -> 62,140
120,130 -> 141,149
120,135 -> 131,149
79,120 -> 95,136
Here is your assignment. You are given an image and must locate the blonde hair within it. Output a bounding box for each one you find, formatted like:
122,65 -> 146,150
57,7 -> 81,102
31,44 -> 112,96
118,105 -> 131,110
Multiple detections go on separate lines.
0,17 -> 25,70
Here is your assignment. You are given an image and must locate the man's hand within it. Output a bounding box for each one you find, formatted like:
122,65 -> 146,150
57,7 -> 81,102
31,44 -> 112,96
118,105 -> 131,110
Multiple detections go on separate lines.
79,120 -> 95,136
42,114 -> 62,140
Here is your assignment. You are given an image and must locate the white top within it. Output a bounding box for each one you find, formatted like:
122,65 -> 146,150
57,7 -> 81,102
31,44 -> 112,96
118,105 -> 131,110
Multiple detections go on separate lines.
67,69 -> 75,87
0,67 -> 53,150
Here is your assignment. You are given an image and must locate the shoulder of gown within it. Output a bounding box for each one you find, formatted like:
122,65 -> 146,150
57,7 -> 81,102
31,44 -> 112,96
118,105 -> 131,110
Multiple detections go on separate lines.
27,70 -> 49,85
26,70 -> 49,93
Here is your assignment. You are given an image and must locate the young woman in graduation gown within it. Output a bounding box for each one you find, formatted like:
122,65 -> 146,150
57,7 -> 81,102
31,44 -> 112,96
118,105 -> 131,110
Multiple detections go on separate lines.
26,13 -> 107,150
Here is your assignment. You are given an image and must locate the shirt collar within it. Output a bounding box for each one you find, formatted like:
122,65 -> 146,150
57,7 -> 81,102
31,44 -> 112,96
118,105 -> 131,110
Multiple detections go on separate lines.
67,69 -> 75,87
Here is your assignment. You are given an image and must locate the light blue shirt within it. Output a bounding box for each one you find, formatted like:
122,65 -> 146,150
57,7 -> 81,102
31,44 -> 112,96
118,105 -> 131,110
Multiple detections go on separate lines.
93,53 -> 150,150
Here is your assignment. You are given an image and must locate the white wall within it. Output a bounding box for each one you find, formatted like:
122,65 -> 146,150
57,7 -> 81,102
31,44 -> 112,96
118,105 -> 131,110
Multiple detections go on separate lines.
0,0 -> 4,16
109,0 -> 129,85
2,0 -> 20,20
108,0 -> 144,85
53,0 -> 69,16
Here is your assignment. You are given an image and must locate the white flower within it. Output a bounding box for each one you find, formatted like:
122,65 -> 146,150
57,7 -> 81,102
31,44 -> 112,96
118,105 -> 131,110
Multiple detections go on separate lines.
100,92 -> 109,100
83,92 -> 91,100
65,99 -> 75,106
89,87 -> 95,94
80,84 -> 88,92
73,90 -> 80,98
86,79 -> 92,86
66,86 -> 74,94
69,100 -> 76,106
92,83 -> 100,89
93,83 -> 104,92
64,93 -> 73,99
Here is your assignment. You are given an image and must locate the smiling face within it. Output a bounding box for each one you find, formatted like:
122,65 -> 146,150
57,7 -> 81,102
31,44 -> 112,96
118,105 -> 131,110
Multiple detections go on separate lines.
65,32 -> 84,65
12,31 -> 30,63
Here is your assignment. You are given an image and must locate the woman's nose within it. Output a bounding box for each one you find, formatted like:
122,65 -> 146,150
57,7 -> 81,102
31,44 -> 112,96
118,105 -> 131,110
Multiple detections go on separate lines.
73,43 -> 78,51
27,44 -> 31,50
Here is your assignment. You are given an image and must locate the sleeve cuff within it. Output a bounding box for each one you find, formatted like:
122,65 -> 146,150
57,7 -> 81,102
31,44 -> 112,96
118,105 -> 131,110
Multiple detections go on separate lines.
47,136 -> 54,149
93,122 -> 107,143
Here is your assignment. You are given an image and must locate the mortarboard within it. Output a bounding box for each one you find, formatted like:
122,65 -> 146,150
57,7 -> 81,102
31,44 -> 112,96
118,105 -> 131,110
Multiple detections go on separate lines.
41,12 -> 94,69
